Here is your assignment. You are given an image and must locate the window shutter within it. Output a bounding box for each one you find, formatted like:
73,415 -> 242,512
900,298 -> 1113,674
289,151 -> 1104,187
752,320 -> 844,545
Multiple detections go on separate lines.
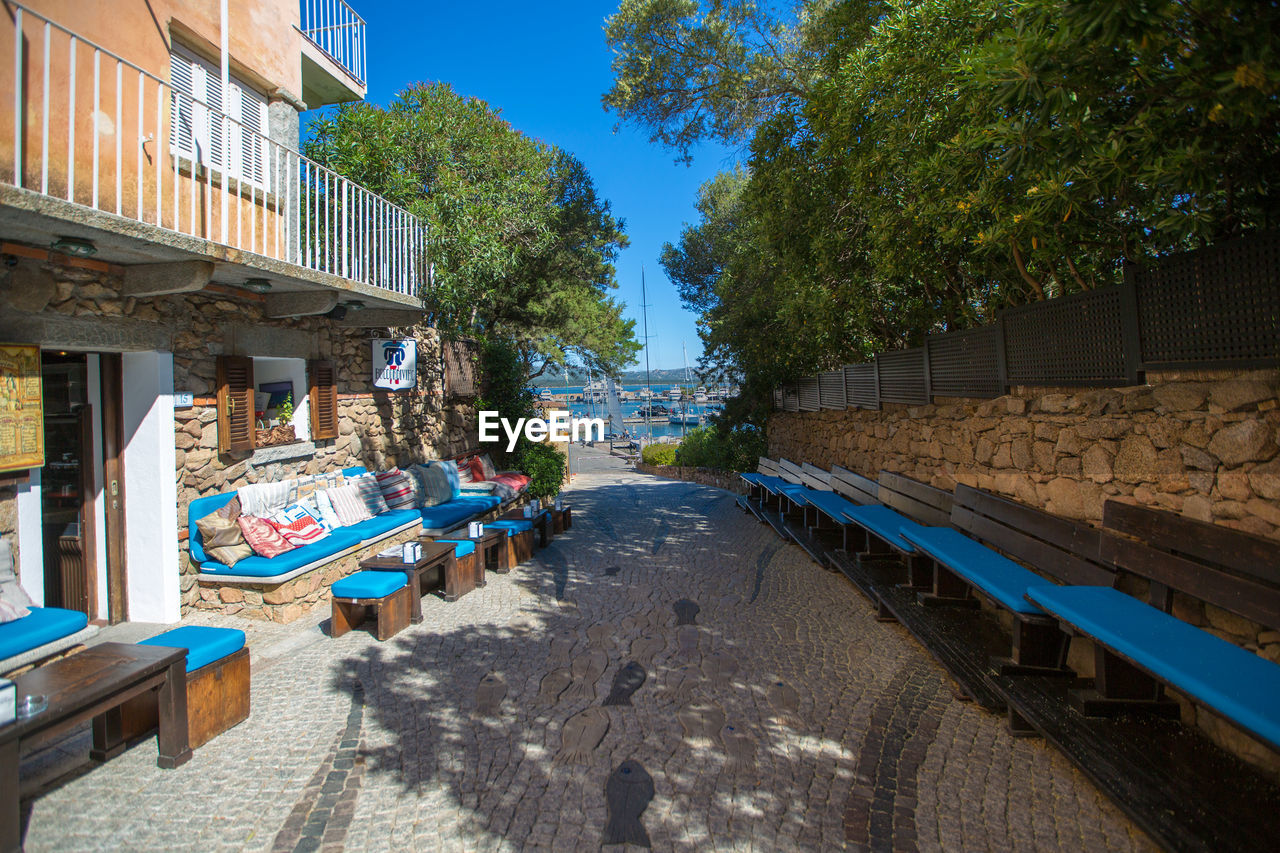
217,355 -> 255,453
308,360 -> 338,440
237,82 -> 268,187
168,51 -> 196,158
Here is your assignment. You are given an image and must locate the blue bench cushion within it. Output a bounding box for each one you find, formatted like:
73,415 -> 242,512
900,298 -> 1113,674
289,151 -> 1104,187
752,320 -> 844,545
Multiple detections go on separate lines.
1026,585 -> 1280,750
140,626 -> 246,673
332,570 -> 406,600
839,505 -> 917,552
804,490 -> 863,522
199,527 -> 364,577
0,606 -> 88,661
186,492 -> 240,563
437,539 -> 477,559
419,495 -> 501,532
489,519 -> 533,535
741,472 -> 767,485
755,475 -> 806,498
899,523 -> 1048,616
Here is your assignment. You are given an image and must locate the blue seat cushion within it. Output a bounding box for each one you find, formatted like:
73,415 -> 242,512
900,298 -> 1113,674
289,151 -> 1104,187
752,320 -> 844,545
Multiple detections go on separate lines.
489,519 -> 533,535
140,626 -> 246,673
341,509 -> 422,542
199,527 -> 364,577
0,606 -> 89,660
1026,585 -> 1280,751
332,570 -> 406,600
437,539 -> 477,559
839,505 -> 917,552
419,495 -> 499,531
756,475 -> 806,498
804,490 -> 863,522
741,472 -> 766,484
899,523 -> 1047,616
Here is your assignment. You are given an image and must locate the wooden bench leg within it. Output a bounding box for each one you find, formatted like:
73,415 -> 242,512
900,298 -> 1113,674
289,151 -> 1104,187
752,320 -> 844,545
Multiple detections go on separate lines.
997,620 -> 1072,675
331,599 -> 361,638
1,739 -> 18,853
917,565 -> 981,609
1069,647 -> 1180,718
376,586 -> 412,641
91,706 -> 126,762
1007,706 -> 1039,738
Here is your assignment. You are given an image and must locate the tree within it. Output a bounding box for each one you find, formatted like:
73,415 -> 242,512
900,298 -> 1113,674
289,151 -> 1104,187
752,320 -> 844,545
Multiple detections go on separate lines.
306,83 -> 640,379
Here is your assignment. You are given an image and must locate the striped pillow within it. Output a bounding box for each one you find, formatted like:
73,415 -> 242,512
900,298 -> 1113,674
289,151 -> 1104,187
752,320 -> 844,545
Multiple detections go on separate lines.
270,503 -> 330,547
457,459 -> 475,484
237,515 -> 295,559
351,473 -> 390,517
328,483 -> 373,527
375,469 -> 417,511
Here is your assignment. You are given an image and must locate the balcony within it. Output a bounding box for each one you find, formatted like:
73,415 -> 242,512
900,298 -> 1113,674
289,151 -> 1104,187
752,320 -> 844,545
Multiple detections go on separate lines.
1,4 -> 423,317
299,0 -> 367,107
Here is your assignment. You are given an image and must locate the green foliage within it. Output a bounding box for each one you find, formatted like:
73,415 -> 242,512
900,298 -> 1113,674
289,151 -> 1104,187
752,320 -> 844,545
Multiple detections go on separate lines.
307,83 -> 640,378
275,393 -> 293,427
641,442 -> 678,466
476,337 -> 537,467
674,423 -> 766,472
512,440 -> 567,499
623,0 -> 1280,398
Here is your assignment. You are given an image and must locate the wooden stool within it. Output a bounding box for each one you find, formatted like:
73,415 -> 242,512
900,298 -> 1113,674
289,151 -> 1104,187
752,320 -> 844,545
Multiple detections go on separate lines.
553,504 -> 572,534
489,520 -> 535,566
330,571 -> 412,641
121,626 -> 250,750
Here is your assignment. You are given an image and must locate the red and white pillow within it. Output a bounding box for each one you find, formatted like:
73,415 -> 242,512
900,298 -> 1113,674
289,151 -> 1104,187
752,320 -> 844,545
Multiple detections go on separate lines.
375,468 -> 417,511
237,515 -> 295,559
467,456 -> 487,482
269,503 -> 330,548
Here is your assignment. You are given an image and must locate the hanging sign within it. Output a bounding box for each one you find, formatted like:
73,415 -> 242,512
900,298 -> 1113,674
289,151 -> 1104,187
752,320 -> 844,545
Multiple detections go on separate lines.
372,339 -> 417,391
0,344 -> 44,473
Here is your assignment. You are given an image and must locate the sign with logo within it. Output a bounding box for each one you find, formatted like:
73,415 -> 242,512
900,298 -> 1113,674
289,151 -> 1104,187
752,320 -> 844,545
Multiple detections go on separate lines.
372,339 -> 416,391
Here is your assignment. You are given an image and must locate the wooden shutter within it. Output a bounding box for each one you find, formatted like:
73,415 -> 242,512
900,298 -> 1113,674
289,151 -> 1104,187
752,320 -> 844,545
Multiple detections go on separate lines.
309,360 -> 338,440
217,355 -> 255,453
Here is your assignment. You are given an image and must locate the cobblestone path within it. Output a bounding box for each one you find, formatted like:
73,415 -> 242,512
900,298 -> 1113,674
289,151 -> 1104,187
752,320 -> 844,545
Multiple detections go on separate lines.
22,455 -> 1156,851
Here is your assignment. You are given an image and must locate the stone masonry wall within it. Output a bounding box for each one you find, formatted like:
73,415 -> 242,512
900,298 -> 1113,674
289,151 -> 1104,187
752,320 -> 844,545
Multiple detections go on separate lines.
636,463 -> 749,495
768,369 -> 1280,772
0,255 -> 479,620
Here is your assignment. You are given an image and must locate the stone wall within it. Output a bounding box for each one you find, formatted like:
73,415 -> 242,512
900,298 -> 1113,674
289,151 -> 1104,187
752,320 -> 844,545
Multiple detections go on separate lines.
0,254 -> 479,618
636,463 -> 749,495
768,370 -> 1280,773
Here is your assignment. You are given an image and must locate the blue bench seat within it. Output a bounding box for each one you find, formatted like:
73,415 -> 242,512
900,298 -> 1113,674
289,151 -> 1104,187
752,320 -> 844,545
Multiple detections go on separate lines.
802,490 -> 863,523
838,505 -> 918,552
1026,585 -> 1280,750
198,526 -> 365,577
139,626 -> 246,673
333,570 -> 407,600
488,519 -> 533,535
899,524 -> 1050,616
419,494 -> 502,534
436,539 -> 477,559
0,606 -> 89,661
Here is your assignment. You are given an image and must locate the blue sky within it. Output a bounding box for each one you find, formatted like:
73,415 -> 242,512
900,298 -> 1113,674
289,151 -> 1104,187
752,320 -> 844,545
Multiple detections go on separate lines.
351,0 -> 737,373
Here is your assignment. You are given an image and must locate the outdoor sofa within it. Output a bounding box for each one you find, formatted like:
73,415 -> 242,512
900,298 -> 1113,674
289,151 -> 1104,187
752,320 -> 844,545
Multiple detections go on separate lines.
0,540 -> 100,676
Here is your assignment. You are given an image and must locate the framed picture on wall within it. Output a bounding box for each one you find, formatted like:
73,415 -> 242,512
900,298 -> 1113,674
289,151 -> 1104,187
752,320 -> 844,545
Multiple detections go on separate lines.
0,343 -> 44,473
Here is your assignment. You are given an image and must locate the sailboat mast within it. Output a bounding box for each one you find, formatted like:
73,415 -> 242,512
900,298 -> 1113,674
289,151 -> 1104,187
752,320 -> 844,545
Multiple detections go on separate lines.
642,265 -> 652,444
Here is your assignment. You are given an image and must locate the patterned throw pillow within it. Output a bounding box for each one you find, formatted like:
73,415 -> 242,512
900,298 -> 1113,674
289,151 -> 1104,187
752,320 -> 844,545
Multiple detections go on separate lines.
351,473 -> 390,516
457,459 -> 475,484
270,503 -> 330,547
375,469 -> 417,511
237,515 -> 295,559
0,594 -> 31,624
215,495 -> 242,521
478,454 -> 497,480
438,460 -> 463,500
328,483 -> 374,527
314,489 -> 345,529
417,462 -> 454,505
468,456 -> 487,482
195,509 -> 254,567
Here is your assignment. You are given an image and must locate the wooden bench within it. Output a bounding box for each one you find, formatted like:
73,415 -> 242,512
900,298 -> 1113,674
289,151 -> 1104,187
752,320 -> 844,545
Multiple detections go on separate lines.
330,571 -> 413,641
898,484 -> 1114,675
989,501 -> 1280,852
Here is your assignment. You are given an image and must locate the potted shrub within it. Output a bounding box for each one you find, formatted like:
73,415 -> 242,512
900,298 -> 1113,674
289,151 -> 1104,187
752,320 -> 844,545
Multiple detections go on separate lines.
256,393 -> 296,447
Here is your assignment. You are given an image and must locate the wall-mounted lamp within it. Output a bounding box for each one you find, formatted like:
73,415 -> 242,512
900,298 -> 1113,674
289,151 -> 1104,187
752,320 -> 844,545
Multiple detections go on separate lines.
242,278 -> 273,294
342,299 -> 365,311
51,236 -> 97,257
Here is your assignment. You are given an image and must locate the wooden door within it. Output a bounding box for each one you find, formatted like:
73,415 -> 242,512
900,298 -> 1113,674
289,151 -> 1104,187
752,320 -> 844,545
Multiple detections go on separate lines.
77,404 -> 98,620
100,354 -> 127,623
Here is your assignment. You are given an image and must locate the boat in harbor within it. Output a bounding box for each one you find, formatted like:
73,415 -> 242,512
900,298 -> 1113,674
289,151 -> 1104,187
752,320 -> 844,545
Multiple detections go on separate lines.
668,404 -> 704,426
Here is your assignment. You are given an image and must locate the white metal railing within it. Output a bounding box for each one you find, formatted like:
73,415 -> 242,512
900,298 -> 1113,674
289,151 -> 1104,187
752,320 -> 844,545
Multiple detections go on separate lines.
2,5 -> 422,298
300,0 -> 367,86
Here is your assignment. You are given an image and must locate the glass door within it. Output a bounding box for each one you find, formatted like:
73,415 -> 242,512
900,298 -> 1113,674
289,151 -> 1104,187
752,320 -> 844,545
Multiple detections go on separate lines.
40,353 -> 91,615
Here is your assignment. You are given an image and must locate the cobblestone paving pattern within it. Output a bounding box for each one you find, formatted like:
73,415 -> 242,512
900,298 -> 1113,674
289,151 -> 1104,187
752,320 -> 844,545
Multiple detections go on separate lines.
22,450 -> 1157,851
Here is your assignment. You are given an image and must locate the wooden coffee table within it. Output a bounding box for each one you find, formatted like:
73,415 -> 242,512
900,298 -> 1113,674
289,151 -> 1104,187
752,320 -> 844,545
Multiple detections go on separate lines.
2,642 -> 191,851
466,528 -> 508,576
360,540 -> 459,619
501,507 -> 553,548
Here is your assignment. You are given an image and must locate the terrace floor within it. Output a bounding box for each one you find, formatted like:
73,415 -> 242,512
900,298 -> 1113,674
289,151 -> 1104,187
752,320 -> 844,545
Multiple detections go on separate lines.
19,446 -> 1155,851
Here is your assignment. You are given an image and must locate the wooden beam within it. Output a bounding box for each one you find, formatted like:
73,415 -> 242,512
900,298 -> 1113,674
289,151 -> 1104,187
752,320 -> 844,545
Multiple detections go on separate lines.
121,261 -> 213,297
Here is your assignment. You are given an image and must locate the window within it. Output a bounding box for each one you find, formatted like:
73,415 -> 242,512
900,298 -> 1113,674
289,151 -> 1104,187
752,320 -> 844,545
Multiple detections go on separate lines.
216,357 -> 337,452
169,45 -> 269,189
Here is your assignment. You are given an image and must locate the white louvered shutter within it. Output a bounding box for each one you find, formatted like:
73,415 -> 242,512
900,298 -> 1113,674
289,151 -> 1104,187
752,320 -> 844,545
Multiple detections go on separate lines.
168,46 -> 269,189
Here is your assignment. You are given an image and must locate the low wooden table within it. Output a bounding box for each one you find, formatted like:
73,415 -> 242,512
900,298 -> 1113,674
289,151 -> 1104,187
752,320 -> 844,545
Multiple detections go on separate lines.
552,503 -> 572,534
360,540 -> 460,619
466,528 -> 508,576
501,507 -> 553,548
2,643 -> 191,851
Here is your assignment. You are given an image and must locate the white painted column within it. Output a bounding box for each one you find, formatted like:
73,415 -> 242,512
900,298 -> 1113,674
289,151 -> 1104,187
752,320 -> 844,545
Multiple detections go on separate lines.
15,468 -> 43,606
121,351 -> 180,623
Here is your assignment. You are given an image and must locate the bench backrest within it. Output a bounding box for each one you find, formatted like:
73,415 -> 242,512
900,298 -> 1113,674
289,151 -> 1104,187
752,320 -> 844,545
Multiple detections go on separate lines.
830,466 -> 878,506
877,471 -> 953,526
951,485 -> 1115,586
800,463 -> 833,491
779,458 -> 805,485
1101,501 -> 1280,632
758,457 -> 780,476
